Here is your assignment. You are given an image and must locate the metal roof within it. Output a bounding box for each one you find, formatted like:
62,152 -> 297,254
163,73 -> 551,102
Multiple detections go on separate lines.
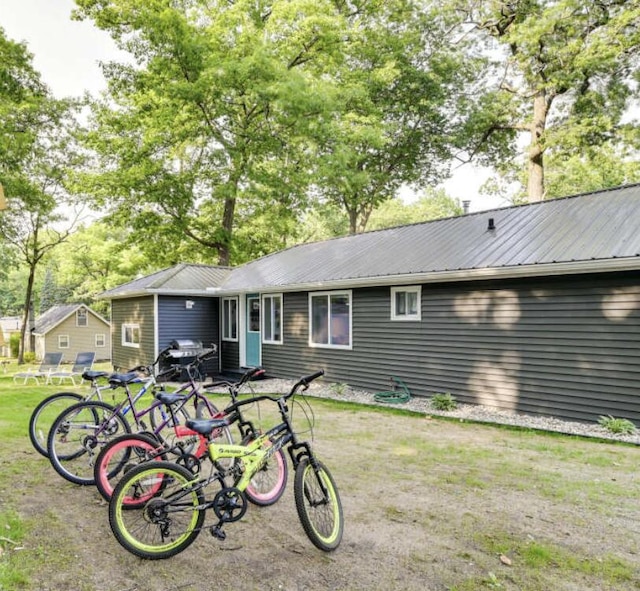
101,263 -> 232,299
33,304 -> 110,335
220,184 -> 640,293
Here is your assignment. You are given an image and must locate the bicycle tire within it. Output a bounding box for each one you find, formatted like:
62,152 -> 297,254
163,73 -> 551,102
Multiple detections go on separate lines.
109,460 -> 205,560
294,458 -> 343,551
244,441 -> 288,506
93,433 -> 166,503
47,400 -> 131,486
28,392 -> 84,457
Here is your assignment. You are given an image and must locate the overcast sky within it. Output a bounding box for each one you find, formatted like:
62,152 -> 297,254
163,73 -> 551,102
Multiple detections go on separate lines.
0,0 -> 504,212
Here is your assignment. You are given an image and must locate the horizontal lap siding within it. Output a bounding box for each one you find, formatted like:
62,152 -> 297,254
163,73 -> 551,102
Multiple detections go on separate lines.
111,297 -> 155,371
263,274 -> 640,424
158,296 -> 220,376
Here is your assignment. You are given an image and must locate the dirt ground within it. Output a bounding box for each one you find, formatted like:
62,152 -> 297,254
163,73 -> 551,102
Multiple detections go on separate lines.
6,397 -> 640,591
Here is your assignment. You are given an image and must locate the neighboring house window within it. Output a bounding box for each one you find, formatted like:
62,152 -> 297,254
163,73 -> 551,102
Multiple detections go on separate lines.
222,297 -> 238,341
95,334 -> 106,347
122,324 -> 141,348
309,291 -> 352,349
76,308 -> 88,327
58,335 -> 69,348
262,294 -> 283,344
391,286 -> 421,321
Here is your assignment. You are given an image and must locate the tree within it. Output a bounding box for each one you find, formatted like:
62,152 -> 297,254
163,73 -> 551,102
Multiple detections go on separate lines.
315,2 -> 482,234
74,0 -> 358,266
0,93 -> 84,362
451,0 -> 640,201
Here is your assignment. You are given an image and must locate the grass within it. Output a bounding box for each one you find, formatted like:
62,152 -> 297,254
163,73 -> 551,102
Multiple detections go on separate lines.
1,365 -> 640,590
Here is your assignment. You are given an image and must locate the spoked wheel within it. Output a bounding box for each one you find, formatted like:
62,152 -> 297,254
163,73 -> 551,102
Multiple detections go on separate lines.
109,461 -> 205,560
244,440 -> 288,506
294,458 -> 343,552
29,392 -> 84,457
47,401 -> 130,485
93,433 -> 166,503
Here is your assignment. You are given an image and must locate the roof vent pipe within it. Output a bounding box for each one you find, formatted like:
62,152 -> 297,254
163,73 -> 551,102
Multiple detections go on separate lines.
487,217 -> 495,231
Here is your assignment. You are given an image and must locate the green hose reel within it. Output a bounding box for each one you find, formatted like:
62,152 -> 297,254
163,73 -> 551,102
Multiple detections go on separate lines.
373,376 -> 411,404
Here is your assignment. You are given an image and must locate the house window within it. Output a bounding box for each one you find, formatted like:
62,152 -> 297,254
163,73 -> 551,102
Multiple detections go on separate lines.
122,324 -> 141,348
309,291 -> 352,349
76,308 -> 88,327
391,286 -> 421,321
262,294 -> 282,344
58,335 -> 70,349
95,334 -> 106,347
222,297 -> 238,341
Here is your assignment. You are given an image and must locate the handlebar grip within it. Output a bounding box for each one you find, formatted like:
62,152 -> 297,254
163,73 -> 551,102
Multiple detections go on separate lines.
300,369 -> 324,386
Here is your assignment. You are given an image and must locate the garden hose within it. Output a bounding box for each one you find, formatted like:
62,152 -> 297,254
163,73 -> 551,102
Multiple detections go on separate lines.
373,376 -> 411,404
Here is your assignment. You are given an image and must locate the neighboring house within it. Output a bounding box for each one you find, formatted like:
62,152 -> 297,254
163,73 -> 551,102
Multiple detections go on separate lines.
100,185 -> 640,424
99,264 -> 231,376
0,316 -> 21,357
33,304 -> 111,363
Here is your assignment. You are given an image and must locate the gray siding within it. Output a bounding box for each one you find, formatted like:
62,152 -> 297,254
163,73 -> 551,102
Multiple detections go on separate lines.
221,340 -> 240,372
262,274 -> 640,424
158,296 -> 220,377
111,296 -> 155,371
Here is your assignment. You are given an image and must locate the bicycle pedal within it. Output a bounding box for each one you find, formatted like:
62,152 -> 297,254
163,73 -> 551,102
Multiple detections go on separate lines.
210,525 -> 226,541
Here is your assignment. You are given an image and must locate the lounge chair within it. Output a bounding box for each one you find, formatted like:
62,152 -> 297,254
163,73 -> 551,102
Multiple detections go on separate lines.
49,351 -> 96,386
13,352 -> 63,385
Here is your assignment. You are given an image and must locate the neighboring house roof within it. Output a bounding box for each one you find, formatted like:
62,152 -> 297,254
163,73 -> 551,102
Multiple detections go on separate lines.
219,184 -> 640,293
0,316 -> 22,334
33,304 -> 110,335
100,263 -> 232,299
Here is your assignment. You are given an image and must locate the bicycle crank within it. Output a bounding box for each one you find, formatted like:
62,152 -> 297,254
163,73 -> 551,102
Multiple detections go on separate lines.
212,486 -> 247,523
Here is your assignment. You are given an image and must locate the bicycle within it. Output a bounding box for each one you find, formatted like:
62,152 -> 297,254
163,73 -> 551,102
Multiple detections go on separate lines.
28,369 -> 112,457
108,370 -> 343,559
46,347 -> 231,486
93,366 -> 287,507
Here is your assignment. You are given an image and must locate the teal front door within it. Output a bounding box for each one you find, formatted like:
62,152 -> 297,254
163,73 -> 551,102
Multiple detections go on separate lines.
246,294 -> 261,367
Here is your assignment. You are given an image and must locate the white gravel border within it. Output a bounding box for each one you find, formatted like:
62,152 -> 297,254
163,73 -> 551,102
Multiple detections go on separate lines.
229,377 -> 640,446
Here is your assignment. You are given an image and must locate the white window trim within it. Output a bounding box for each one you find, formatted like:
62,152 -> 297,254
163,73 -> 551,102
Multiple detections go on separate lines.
308,290 -> 353,350
262,293 -> 283,345
58,334 -> 70,349
122,323 -> 141,348
391,286 -> 422,321
222,297 -> 239,342
95,333 -> 106,347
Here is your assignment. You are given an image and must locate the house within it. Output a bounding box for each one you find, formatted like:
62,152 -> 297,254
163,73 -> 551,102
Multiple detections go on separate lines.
33,304 -> 111,363
100,184 -> 640,424
0,316 -> 21,357
99,264 -> 231,376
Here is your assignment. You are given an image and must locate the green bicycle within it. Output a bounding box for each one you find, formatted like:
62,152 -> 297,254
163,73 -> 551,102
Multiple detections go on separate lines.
108,370 -> 343,559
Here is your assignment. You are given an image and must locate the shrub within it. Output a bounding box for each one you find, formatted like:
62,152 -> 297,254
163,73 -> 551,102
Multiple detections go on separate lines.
598,415 -> 637,435
9,333 -> 20,358
330,382 -> 348,396
23,352 -> 36,364
431,392 -> 457,411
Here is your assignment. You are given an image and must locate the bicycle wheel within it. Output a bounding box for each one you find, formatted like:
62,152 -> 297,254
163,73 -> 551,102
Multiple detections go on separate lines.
294,458 -> 343,551
244,441 -> 288,506
109,461 -> 205,560
47,400 -> 131,486
29,392 -> 84,457
94,433 -> 166,503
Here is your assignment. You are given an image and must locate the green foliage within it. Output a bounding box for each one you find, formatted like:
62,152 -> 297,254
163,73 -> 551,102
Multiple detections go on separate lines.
450,0 -> 640,201
9,333 -> 19,358
329,382 -> 348,396
22,351 -> 35,364
598,415 -> 637,435
431,392 -> 458,411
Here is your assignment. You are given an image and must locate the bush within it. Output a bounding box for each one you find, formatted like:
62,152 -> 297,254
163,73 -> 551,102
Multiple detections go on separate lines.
23,352 -> 36,364
431,392 -> 458,411
9,333 -> 20,358
598,415 -> 637,435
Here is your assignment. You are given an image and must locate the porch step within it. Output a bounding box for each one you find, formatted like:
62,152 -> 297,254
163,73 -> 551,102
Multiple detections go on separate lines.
217,367 -> 269,381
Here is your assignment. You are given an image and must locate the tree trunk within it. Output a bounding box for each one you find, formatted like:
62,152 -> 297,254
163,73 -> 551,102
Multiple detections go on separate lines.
18,262 -> 36,364
218,196 -> 236,266
527,91 -> 549,202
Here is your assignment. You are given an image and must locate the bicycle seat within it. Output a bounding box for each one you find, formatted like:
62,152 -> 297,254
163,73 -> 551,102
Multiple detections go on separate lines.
82,370 -> 110,381
155,390 -> 188,405
108,372 -> 141,386
185,417 -> 230,435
